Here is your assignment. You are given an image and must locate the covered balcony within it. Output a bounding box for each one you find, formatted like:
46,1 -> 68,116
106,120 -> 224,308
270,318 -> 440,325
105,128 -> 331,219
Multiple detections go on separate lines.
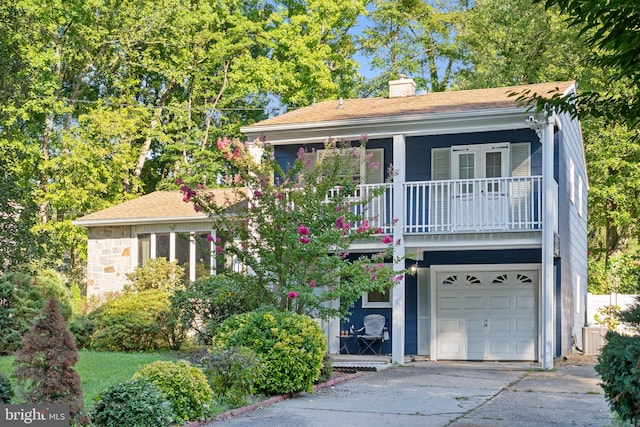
353,176 -> 543,236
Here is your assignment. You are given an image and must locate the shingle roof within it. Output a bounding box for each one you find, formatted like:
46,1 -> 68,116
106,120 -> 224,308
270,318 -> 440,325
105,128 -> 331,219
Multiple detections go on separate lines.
73,189 -> 247,226
248,81 -> 575,127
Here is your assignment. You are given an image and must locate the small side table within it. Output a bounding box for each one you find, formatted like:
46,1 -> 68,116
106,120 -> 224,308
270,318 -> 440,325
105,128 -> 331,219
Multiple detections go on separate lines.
338,334 -> 354,354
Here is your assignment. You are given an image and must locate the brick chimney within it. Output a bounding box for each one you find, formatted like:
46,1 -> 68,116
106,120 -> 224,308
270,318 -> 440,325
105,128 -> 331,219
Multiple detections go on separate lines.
389,74 -> 416,98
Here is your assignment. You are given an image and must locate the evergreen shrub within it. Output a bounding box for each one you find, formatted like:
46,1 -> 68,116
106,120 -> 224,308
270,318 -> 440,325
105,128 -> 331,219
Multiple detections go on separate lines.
213,310 -> 327,394
0,374 -> 14,403
91,379 -> 174,427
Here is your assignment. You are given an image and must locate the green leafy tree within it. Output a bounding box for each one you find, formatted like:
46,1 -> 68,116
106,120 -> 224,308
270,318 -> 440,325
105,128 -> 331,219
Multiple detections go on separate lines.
532,0 -> 640,126
0,0 -> 367,273
454,0 -> 584,89
180,136 -> 403,320
358,0 -> 465,95
13,297 -> 89,425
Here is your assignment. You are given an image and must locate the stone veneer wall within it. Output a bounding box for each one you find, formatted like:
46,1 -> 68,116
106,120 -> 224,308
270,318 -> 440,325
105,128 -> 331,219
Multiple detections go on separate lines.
86,225 -> 133,297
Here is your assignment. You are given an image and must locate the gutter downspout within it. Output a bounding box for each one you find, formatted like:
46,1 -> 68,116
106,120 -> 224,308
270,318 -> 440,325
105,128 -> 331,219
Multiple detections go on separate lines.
392,134 -> 406,365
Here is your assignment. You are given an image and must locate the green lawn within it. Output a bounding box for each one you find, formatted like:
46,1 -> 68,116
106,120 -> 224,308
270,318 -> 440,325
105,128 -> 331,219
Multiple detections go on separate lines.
0,350 -> 177,409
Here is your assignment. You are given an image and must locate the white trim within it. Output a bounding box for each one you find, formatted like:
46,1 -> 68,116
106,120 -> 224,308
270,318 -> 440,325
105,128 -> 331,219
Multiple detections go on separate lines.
429,263 -> 542,361
392,134 -> 406,365
242,108 -> 537,146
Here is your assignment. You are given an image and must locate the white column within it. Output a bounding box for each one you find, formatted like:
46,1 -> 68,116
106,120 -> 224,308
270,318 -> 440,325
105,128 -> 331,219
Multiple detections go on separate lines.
392,134 -> 406,365
541,116 -> 556,370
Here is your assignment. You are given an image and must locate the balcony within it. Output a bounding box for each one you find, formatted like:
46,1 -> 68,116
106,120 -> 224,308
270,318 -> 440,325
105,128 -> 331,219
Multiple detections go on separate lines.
353,177 -> 543,235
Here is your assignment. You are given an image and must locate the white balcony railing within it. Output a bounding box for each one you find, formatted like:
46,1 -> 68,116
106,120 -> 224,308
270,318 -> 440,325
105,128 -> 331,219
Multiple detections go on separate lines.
330,176 -> 543,236
404,176 -> 543,234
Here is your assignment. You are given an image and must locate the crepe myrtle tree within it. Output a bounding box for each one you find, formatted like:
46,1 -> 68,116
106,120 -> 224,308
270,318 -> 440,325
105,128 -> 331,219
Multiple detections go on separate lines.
179,136 -> 405,320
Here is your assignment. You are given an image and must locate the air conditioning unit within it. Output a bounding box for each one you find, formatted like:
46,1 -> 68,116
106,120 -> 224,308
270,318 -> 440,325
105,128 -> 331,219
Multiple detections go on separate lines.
583,326 -> 607,355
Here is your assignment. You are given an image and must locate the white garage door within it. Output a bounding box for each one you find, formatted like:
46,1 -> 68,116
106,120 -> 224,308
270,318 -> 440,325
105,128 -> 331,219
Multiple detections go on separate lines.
436,268 -> 538,361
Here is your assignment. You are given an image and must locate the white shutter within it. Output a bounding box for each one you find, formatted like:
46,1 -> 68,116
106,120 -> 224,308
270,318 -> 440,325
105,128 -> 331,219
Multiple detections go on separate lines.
365,148 -> 384,184
431,148 -> 451,180
510,143 -> 531,227
510,143 -> 530,177
431,148 -> 450,230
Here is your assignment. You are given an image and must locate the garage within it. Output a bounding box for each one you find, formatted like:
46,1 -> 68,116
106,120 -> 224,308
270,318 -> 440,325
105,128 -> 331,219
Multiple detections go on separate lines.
434,265 -> 539,361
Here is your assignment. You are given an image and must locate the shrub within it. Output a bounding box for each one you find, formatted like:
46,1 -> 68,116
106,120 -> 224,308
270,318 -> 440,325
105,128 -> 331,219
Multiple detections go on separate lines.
200,346 -> 261,407
125,257 -> 185,293
317,352 -> 333,384
172,273 -> 266,344
0,270 -> 74,355
213,310 -> 327,394
595,332 -> 640,425
91,378 -> 174,427
13,297 -> 89,425
89,289 -> 179,351
69,315 -> 94,349
132,360 -> 213,424
0,374 -> 14,404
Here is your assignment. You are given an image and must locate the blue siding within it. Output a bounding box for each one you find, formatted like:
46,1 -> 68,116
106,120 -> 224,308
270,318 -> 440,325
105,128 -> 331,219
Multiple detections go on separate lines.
556,110 -> 588,354
406,129 -> 541,181
342,249 -> 541,355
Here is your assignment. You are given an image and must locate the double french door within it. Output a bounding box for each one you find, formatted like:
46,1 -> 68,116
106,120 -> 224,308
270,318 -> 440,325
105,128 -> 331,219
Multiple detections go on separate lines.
451,144 -> 509,231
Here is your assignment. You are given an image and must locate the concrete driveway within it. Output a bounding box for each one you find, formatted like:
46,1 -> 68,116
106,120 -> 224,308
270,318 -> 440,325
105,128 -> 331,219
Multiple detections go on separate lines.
205,356 -> 615,427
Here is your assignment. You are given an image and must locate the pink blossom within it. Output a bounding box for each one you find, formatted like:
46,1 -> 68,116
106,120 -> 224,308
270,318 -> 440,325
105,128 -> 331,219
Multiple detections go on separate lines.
217,137 -> 230,151
395,275 -> 404,283
207,234 -> 214,242
194,204 -> 201,212
371,275 -> 377,282
276,192 -> 283,200
175,177 -> 183,185
356,220 -> 370,233
299,237 -> 311,244
309,280 -> 317,288
254,190 -> 263,198
374,227 -> 383,234
381,235 -> 394,244
335,216 -> 344,229
233,174 -> 243,186
296,147 -> 306,159
297,225 -> 309,236
216,237 -> 222,243
287,291 -> 299,299
305,158 -> 312,166
216,246 -> 223,254
197,183 -> 204,189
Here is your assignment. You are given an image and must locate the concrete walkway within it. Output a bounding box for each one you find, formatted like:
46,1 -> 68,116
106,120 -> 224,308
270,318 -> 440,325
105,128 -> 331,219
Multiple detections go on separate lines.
206,357 -> 615,427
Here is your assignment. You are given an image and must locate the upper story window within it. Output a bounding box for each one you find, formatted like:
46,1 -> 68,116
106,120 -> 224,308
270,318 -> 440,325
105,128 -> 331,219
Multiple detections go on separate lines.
569,157 -> 575,204
313,147 -> 385,185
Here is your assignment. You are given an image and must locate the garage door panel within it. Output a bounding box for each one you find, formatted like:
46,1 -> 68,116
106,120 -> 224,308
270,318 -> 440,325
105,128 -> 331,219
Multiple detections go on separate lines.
436,268 -> 538,361
489,295 -> 510,309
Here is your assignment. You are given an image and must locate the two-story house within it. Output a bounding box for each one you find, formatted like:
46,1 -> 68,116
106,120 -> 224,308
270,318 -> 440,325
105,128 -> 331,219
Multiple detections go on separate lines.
241,79 -> 587,369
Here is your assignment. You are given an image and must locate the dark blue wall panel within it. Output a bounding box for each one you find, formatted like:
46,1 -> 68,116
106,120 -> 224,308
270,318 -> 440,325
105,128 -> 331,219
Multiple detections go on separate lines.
341,249 -> 542,355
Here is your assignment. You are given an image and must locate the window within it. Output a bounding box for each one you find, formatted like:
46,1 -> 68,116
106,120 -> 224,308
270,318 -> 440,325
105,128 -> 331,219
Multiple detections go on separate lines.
576,274 -> 581,313
362,263 -> 394,308
578,175 -> 583,217
569,157 -> 575,204
136,231 -> 214,281
315,147 -> 384,185
362,288 -> 392,308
